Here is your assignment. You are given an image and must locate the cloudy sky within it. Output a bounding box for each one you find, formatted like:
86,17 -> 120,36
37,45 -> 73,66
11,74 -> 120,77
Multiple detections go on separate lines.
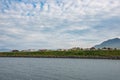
0,0 -> 120,50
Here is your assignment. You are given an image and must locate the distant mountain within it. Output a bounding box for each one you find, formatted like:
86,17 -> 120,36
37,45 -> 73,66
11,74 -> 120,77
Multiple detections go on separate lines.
94,38 -> 120,49
0,48 -> 11,52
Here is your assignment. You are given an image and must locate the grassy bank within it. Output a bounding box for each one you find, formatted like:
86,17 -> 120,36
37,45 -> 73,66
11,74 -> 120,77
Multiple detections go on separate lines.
0,50 -> 120,59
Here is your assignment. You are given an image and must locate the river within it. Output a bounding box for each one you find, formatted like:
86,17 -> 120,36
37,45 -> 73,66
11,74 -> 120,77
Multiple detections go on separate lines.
0,58 -> 120,80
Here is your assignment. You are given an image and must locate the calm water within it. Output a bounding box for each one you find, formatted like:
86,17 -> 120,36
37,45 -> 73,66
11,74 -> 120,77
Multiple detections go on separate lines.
0,58 -> 120,80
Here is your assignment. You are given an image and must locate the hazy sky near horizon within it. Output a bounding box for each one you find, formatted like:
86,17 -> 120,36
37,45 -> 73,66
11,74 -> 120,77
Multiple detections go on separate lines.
0,0 -> 120,49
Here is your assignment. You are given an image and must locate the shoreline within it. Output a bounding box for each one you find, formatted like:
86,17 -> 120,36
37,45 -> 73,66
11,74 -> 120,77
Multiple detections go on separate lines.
0,50 -> 120,60
0,56 -> 120,60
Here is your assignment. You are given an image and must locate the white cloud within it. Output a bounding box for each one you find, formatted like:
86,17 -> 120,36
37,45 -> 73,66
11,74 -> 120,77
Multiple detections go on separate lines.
0,0 -> 120,49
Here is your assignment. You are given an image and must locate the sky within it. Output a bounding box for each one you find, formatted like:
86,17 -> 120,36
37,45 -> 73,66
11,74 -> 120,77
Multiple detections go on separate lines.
0,0 -> 120,50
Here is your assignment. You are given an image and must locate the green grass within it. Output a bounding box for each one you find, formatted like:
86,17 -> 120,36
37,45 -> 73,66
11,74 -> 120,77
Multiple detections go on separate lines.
0,50 -> 120,58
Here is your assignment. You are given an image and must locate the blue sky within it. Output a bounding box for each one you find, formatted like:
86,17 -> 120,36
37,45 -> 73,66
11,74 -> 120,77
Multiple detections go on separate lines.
0,0 -> 120,50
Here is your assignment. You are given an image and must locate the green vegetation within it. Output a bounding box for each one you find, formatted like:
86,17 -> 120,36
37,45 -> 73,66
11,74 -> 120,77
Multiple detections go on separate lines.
0,50 -> 120,59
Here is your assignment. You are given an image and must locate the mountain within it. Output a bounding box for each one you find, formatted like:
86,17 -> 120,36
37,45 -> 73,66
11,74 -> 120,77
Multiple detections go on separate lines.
94,38 -> 120,49
0,48 -> 11,52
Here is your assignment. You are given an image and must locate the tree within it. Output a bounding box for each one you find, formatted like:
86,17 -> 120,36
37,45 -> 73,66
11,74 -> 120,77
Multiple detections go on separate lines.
12,50 -> 19,52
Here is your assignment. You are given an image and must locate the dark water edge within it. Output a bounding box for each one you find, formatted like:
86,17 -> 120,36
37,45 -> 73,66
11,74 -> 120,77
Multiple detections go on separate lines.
0,56 -> 120,60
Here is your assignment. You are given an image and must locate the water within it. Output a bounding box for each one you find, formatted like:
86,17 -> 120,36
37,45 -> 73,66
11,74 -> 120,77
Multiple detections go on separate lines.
0,58 -> 120,80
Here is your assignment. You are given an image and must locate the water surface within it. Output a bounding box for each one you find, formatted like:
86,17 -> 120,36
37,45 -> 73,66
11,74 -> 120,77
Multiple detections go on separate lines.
0,58 -> 120,80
